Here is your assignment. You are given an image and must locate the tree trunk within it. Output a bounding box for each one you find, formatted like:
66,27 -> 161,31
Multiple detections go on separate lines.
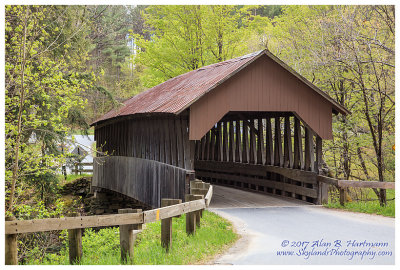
8,8 -> 29,213
357,146 -> 380,199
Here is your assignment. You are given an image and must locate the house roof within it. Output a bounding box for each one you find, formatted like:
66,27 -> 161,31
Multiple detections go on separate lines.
92,49 -> 349,126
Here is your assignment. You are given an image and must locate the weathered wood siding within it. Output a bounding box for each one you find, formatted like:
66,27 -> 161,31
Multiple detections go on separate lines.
189,56 -> 333,140
92,156 -> 188,208
93,115 -> 194,207
94,115 -> 194,170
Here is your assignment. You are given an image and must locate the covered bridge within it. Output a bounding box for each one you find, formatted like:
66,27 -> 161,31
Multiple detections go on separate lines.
91,49 -> 349,208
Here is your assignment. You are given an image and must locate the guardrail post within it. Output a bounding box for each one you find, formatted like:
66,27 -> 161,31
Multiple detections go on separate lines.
185,194 -> 197,235
191,187 -> 208,218
5,216 -> 18,265
190,180 -> 203,189
191,195 -> 204,227
185,171 -> 196,195
161,199 -> 182,251
339,188 -> 346,206
119,208 -> 142,264
67,213 -> 82,264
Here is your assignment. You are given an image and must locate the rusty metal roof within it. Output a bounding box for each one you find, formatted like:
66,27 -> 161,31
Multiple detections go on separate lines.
92,50 -> 348,125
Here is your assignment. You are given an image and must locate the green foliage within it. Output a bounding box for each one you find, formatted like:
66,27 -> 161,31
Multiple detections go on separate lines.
25,171 -> 60,204
132,5 -> 259,88
84,6 -> 143,119
5,5 -> 96,213
14,198 -> 65,220
32,211 -> 237,265
14,199 -> 67,264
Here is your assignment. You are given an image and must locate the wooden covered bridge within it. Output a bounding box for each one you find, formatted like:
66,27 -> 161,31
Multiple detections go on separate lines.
91,49 -> 349,208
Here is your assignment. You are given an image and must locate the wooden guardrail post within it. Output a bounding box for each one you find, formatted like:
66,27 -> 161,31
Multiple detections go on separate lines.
339,188 -> 346,206
191,187 -> 208,218
190,179 -> 202,189
161,199 -> 182,251
185,194 -> 197,235
119,208 -> 142,264
5,216 -> 18,265
67,213 -> 82,264
186,171 -> 196,195
191,195 -> 204,227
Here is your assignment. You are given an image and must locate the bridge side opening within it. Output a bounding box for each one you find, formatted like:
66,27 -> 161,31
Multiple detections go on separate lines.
193,111 -> 327,204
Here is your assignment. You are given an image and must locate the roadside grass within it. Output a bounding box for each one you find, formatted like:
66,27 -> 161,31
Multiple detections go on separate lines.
58,173 -> 92,184
33,210 -> 237,265
324,189 -> 395,217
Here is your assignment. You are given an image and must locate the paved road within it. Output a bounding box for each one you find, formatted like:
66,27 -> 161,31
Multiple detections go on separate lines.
209,186 -> 395,265
210,185 -> 310,208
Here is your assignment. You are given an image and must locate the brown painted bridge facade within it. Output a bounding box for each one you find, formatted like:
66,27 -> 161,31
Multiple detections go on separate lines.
91,50 -> 349,208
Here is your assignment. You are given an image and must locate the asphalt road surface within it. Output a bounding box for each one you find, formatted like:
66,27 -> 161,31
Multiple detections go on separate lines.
209,186 -> 395,265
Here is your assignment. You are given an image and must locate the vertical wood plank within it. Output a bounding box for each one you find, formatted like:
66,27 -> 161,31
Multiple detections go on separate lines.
249,119 -> 257,164
229,121 -> 235,162
145,119 -> 150,159
210,127 -> 216,161
235,120 -> 242,162
293,117 -> 303,169
304,127 -> 315,171
170,118 -> 178,166
274,117 -> 282,166
257,118 -> 266,164
153,119 -> 159,161
204,130 -> 210,161
283,116 -> 293,168
265,117 -> 273,165
134,121 -> 139,157
200,135 -> 206,161
176,117 -> 185,168
217,122 -> 223,161
315,136 -> 328,204
315,136 -> 322,173
138,120 -> 144,158
164,119 -> 171,165
242,119 -> 249,163
181,117 -> 192,170
223,121 -> 228,162
195,140 -> 200,161
159,119 -> 165,163
189,140 -> 195,170
130,122 -> 135,157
